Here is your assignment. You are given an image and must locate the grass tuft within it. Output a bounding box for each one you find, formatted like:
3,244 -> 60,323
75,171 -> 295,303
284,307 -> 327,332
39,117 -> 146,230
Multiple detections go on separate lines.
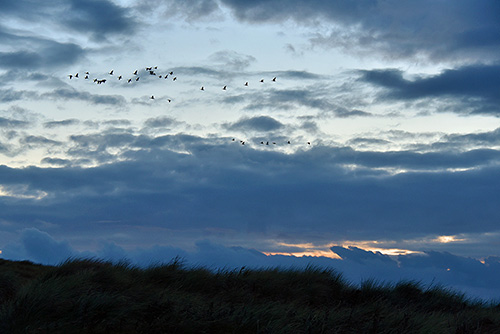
0,257 -> 498,333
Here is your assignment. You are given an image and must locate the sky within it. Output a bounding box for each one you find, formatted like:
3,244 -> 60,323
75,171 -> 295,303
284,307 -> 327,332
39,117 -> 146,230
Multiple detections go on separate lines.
1,0 -> 500,300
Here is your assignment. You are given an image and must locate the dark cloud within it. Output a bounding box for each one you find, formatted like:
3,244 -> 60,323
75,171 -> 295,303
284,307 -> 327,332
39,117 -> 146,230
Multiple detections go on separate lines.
219,0 -> 500,62
64,0 -> 136,40
43,119 -> 80,129
3,229 -> 500,300
0,0 -> 136,41
136,0 -> 220,21
0,89 -> 34,103
41,88 -> 126,106
0,34 -> 85,70
0,136 -> 499,246
21,136 -> 61,146
224,116 -> 284,132
208,50 -> 256,71
144,116 -> 179,128
0,117 -> 30,128
360,64 -> 500,114
41,157 -> 72,167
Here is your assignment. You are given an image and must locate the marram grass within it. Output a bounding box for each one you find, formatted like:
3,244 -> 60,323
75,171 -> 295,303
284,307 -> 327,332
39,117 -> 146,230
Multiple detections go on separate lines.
0,257 -> 499,333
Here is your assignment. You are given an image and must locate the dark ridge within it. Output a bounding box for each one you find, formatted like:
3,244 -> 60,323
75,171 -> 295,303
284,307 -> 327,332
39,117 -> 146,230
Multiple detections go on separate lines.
0,258 -> 498,333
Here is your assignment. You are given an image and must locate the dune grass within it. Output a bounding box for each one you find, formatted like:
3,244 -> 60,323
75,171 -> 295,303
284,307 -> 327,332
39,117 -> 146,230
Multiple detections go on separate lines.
0,257 -> 499,333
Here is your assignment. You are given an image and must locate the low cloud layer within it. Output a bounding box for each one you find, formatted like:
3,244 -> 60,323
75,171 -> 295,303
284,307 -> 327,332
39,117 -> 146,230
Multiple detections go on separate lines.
3,228 -> 500,301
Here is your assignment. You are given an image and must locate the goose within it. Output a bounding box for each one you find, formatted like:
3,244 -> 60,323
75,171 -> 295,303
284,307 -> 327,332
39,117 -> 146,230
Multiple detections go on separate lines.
136,77 -> 140,81
150,95 -> 155,99
127,78 -> 132,83
84,75 -> 89,79
200,86 -> 204,91
167,99 -> 171,103
109,70 -> 114,75
118,75 -> 122,80
74,73 -> 79,78
169,71 -> 173,75
260,79 -> 264,83
244,82 -> 249,86
272,77 -> 276,82
68,74 -> 73,79
133,70 -> 138,75
172,77 -> 177,81
223,85 -> 227,90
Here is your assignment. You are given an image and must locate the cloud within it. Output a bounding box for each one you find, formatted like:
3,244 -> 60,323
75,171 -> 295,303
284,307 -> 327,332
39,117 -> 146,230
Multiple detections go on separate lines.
359,64 -> 500,115
208,50 -> 256,71
223,116 -> 285,132
63,0 -> 136,40
41,88 -> 126,106
0,36 -> 85,70
21,136 -> 62,146
219,0 -> 500,63
0,0 -> 136,41
143,116 -> 179,128
43,119 -> 80,129
0,135 -> 500,249
3,229 -> 500,300
0,117 -> 30,128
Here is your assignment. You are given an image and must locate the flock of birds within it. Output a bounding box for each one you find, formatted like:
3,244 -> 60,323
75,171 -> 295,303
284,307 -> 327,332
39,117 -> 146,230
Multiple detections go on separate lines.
68,66 -> 312,147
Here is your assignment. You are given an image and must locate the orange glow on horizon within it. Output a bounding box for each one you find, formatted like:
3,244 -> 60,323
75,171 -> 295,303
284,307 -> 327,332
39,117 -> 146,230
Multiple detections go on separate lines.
263,250 -> 342,259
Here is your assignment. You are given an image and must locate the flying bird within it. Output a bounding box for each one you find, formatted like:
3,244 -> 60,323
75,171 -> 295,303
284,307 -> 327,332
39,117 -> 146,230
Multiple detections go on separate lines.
150,95 -> 155,99
109,70 -> 114,75
74,73 -> 79,78
68,74 -> 73,79
133,70 -> 138,75
118,75 -> 122,80
200,86 -> 204,91
272,77 -> 276,82
223,85 -> 227,90
244,82 -> 249,86
172,77 -> 177,81
136,77 -> 140,81
127,79 -> 132,83
260,79 -> 264,83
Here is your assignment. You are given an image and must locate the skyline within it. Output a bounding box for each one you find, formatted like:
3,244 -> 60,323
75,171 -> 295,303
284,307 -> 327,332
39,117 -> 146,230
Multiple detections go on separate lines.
1,0 -> 500,299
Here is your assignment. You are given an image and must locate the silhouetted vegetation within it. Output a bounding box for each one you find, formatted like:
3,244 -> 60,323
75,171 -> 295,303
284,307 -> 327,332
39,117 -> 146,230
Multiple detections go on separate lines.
1,257 -> 499,333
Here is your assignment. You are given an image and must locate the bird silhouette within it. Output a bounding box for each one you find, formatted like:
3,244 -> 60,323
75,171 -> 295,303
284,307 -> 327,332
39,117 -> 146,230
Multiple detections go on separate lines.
244,82 -> 249,86
150,95 -> 155,99
75,73 -> 79,78
118,75 -> 122,80
68,74 -> 73,79
272,77 -> 276,82
260,79 -> 264,83
223,85 -> 227,90
136,77 -> 140,81
109,70 -> 114,75
133,70 -> 138,75
200,86 -> 204,91
172,77 -> 177,81
127,79 -> 132,83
